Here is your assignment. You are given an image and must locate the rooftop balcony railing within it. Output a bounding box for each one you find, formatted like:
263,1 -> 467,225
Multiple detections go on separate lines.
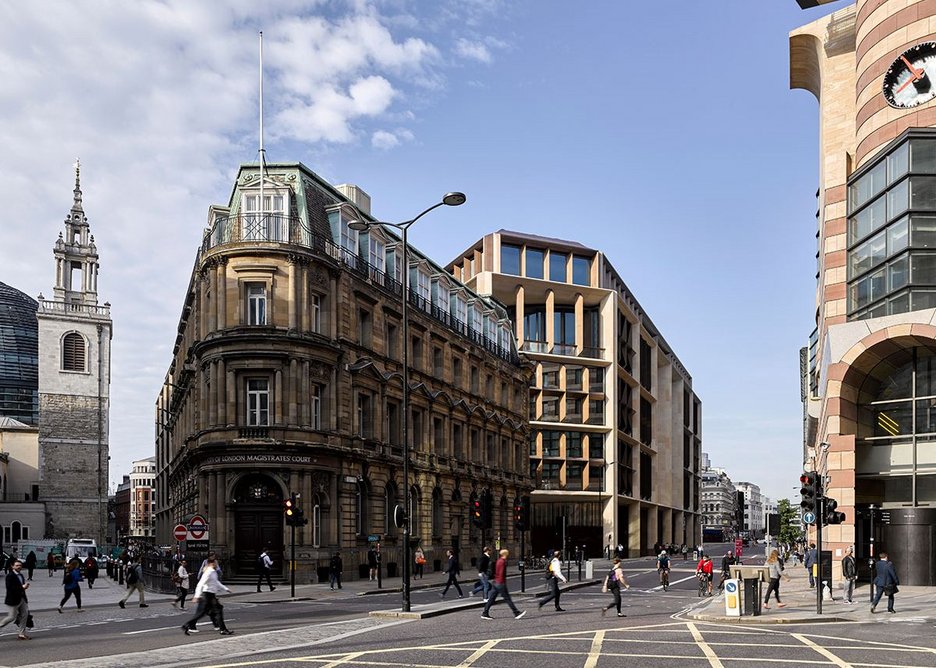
37,299 -> 110,318
201,213 -> 517,364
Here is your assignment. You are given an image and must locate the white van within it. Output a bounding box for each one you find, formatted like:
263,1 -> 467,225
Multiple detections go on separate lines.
65,538 -> 98,562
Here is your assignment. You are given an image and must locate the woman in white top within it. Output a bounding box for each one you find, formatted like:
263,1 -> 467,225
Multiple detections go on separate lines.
173,559 -> 190,609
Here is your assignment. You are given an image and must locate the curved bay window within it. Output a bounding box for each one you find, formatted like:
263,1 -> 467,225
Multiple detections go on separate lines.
856,346 -> 936,505
848,132 -> 936,319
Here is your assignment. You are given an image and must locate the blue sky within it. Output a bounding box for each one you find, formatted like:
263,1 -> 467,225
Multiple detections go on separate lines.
0,0 -> 853,502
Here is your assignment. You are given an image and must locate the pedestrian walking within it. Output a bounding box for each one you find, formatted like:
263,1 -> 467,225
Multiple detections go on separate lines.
470,546 -> 493,599
414,546 -> 426,579
480,549 -> 526,620
46,552 -> 55,577
762,550 -> 787,610
58,560 -> 84,613
329,551 -> 343,590
0,559 -> 30,640
117,556 -> 148,608
537,548 -> 567,612
182,556 -> 233,636
23,552 -> 36,582
83,556 -> 99,589
871,552 -> 899,614
842,547 -> 857,604
367,546 -> 378,581
804,542 -> 817,588
198,550 -> 223,581
256,547 -> 275,592
173,559 -> 190,609
601,558 -> 630,617
440,549 -> 463,599
681,544 -> 688,561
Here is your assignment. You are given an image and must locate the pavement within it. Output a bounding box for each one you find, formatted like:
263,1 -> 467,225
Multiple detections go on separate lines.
18,562 -> 604,619
687,557 -> 936,624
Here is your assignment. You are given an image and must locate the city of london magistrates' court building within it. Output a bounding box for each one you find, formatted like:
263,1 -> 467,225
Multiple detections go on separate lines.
155,163 -> 531,578
792,0 -> 936,584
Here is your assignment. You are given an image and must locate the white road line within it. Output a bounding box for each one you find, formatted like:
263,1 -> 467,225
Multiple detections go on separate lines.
687,622 -> 725,668
650,574 -> 699,591
123,619 -> 235,635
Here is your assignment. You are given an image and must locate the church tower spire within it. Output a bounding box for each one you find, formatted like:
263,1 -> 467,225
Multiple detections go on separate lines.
52,159 -> 100,305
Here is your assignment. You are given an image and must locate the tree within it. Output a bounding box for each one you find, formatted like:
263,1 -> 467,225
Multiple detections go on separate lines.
776,498 -> 801,545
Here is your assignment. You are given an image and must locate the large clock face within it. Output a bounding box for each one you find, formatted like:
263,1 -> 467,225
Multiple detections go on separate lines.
883,42 -> 936,109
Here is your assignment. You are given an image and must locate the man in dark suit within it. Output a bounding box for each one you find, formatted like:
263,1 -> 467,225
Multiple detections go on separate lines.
0,559 -> 30,639
871,551 -> 899,614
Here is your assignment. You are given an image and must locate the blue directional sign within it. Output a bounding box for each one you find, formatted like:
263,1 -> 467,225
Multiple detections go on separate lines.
803,511 -> 816,525
725,581 -> 738,593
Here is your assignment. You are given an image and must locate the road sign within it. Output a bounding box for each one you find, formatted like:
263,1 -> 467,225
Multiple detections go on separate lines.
724,579 -> 740,617
188,515 -> 208,540
803,511 -> 816,525
173,524 -> 188,541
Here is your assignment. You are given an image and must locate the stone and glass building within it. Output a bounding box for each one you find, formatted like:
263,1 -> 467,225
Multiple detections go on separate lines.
155,163 -> 531,579
0,282 -> 39,426
792,0 -> 936,584
735,481 -> 764,539
446,231 -> 701,557
700,464 -> 736,543
36,165 -> 112,543
129,456 -> 156,539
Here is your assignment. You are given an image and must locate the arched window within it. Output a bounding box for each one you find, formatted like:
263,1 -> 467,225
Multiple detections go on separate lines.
312,493 -> 322,547
355,480 -> 368,537
385,482 -> 398,536
432,487 -> 443,539
62,332 -> 86,372
409,484 -> 420,538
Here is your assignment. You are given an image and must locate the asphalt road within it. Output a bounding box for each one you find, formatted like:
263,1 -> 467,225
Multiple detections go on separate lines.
10,543 -> 933,668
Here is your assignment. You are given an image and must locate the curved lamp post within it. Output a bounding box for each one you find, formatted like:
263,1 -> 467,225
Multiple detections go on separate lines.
348,192 -> 466,612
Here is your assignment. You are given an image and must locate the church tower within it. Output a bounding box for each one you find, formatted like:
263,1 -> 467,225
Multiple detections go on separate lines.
37,162 -> 112,542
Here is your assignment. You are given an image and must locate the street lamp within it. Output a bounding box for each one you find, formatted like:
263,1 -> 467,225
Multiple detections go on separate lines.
348,191 -> 466,612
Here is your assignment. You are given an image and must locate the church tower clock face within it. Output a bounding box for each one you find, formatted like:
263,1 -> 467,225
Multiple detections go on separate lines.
883,42 -> 936,109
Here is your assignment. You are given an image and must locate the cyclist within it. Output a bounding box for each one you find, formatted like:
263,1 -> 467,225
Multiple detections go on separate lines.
656,550 -> 671,590
696,553 -> 714,596
718,550 -> 736,591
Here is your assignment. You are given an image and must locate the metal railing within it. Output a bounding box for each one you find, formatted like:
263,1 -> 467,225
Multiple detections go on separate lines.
201,214 -> 518,364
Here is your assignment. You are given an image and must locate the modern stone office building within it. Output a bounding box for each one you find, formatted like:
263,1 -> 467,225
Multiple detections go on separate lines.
155,163 -> 531,579
446,231 -> 701,557
792,0 -> 936,583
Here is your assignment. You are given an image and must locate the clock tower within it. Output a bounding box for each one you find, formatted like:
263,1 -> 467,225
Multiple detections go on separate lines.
36,162 -> 112,543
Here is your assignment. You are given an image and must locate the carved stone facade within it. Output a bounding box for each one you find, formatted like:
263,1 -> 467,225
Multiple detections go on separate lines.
156,163 -> 532,580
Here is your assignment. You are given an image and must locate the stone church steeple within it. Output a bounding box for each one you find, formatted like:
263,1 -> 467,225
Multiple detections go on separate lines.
52,160 -> 100,306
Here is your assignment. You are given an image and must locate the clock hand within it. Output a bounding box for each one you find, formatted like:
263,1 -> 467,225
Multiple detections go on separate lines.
897,67 -> 929,93
901,55 -> 926,79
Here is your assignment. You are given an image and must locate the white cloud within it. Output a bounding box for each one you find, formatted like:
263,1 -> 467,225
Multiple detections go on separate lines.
454,38 -> 492,63
0,0 -> 493,488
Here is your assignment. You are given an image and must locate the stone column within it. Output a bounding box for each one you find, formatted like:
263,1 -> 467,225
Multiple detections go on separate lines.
274,369 -> 283,425
206,265 -> 217,333
217,259 -> 227,330
227,367 -> 236,427
208,360 -> 217,426
288,259 -> 297,330
288,358 -> 298,426
218,359 -> 227,425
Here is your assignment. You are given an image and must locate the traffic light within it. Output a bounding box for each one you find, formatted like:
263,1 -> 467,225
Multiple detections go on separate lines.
514,496 -> 530,532
800,472 -> 821,515
824,496 -> 846,525
284,493 -> 298,526
472,495 -> 483,528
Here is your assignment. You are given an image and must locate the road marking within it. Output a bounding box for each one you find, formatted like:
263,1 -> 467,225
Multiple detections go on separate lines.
650,574 -> 699,591
456,639 -> 499,667
583,630 -> 605,668
792,633 -> 853,668
123,619 -> 234,635
319,651 -> 365,667
687,622 -> 724,668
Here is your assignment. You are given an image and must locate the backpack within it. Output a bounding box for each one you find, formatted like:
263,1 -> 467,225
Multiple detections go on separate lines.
605,568 -> 619,590
126,565 -> 139,585
257,554 -> 267,571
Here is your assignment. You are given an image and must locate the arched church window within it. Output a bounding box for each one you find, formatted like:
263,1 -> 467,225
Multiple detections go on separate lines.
62,332 -> 86,372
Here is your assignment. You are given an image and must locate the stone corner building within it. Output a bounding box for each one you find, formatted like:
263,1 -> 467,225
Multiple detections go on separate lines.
36,164 -> 112,542
156,162 -> 532,579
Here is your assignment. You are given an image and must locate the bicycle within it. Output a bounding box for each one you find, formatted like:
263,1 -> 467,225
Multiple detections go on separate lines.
697,572 -> 710,597
659,569 -> 670,591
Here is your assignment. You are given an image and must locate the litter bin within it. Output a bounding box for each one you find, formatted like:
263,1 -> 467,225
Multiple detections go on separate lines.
585,560 -> 593,579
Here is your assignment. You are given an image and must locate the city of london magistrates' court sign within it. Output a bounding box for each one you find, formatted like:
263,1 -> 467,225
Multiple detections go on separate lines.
203,454 -> 314,465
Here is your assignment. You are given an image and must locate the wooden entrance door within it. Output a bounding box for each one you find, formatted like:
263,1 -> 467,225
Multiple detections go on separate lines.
234,509 -> 283,575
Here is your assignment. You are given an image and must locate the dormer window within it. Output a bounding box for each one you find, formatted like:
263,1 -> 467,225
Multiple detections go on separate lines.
242,191 -> 287,241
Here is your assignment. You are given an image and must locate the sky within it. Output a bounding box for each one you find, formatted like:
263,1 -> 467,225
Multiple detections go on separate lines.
0,0 -> 854,503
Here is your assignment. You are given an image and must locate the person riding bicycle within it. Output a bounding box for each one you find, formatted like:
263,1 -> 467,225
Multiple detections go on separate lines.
656,550 -> 671,589
696,554 -> 714,596
718,550 -> 736,590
